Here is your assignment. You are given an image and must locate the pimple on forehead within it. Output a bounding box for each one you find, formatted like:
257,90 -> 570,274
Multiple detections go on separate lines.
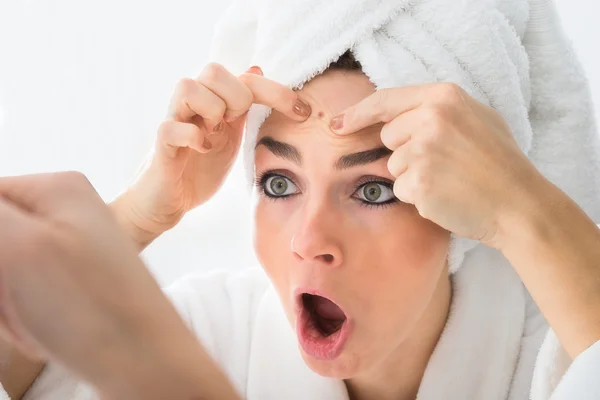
317,111 -> 325,118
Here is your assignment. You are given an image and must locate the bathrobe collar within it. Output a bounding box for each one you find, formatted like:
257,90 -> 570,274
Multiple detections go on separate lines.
246,245 -> 526,399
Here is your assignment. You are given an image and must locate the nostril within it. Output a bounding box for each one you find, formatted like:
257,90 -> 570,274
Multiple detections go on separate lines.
321,254 -> 334,263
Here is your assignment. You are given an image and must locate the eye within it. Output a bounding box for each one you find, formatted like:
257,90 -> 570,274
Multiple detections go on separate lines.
263,175 -> 298,197
355,182 -> 395,204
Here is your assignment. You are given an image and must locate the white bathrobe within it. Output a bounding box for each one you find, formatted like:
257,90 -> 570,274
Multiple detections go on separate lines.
5,236 -> 600,400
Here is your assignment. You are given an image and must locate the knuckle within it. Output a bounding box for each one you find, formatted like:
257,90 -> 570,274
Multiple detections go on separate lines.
436,82 -> 463,103
175,78 -> 196,98
415,153 -> 434,174
241,86 -> 254,107
205,97 -> 227,120
424,107 -> 447,131
228,87 -> 254,117
200,62 -> 226,86
414,134 -> 438,157
413,168 -> 431,193
157,120 -> 177,140
237,72 -> 253,88
411,139 -> 428,157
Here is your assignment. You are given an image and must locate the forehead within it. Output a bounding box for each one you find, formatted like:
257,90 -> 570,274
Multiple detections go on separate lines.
297,69 -> 376,116
258,69 -> 382,150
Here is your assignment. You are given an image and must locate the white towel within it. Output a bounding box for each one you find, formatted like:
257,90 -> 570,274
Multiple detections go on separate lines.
208,0 -> 600,274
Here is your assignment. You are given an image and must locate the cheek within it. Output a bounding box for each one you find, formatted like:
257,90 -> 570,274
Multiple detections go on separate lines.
254,199 -> 295,281
349,209 -> 449,318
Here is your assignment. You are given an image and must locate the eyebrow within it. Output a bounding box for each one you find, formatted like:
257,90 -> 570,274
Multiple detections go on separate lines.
334,147 -> 392,170
255,136 -> 302,164
255,136 -> 392,169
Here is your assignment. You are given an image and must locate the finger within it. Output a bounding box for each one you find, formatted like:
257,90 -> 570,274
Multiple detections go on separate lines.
156,120 -> 210,158
168,78 -> 227,131
387,145 -> 410,178
393,174 -> 415,205
379,113 -> 416,151
238,73 -> 312,122
330,86 -> 425,135
195,63 -> 255,123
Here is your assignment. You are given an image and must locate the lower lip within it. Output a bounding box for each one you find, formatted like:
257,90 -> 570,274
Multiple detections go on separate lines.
296,303 -> 353,361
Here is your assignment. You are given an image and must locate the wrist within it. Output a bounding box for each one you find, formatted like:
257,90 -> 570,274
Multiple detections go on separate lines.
492,167 -> 559,252
109,191 -> 165,251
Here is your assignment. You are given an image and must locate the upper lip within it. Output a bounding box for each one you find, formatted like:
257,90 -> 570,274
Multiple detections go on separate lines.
293,287 -> 349,319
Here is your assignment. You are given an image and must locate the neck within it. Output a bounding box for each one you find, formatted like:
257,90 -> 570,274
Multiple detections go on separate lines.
345,273 -> 452,400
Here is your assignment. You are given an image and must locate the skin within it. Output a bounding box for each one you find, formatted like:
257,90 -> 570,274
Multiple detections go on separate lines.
0,63 -> 311,400
253,69 -> 451,400
0,172 -> 241,400
112,64 -> 312,250
2,62 -> 600,400
327,78 -> 600,359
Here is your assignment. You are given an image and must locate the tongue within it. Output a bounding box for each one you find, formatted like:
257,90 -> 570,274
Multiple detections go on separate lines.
312,296 -> 346,321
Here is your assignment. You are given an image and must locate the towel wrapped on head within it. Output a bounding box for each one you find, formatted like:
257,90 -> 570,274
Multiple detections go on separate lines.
208,0 -> 600,274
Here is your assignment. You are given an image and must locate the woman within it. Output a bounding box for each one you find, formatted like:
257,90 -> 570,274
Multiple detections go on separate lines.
2,0 -> 600,399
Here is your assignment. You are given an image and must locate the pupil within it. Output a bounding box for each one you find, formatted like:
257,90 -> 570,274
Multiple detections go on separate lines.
271,177 -> 287,195
364,184 -> 381,201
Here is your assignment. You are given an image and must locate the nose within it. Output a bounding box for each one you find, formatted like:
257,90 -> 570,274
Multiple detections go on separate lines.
290,203 -> 343,268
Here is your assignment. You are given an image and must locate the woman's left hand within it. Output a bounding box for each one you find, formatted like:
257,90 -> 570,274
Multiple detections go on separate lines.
330,82 -> 545,248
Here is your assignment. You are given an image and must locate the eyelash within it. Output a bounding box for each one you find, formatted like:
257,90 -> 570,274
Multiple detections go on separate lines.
254,171 -> 399,209
352,178 -> 398,209
254,171 -> 298,202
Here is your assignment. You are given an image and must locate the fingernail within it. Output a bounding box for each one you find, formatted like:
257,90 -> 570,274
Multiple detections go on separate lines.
293,97 -> 312,118
213,121 -> 223,132
248,65 -> 263,76
330,114 -> 344,131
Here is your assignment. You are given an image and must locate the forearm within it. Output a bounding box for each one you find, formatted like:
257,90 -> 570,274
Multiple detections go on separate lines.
497,175 -> 600,359
100,344 -> 240,400
89,318 -> 240,400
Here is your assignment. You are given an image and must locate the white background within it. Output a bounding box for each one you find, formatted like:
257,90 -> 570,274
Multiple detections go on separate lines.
0,1 -> 598,286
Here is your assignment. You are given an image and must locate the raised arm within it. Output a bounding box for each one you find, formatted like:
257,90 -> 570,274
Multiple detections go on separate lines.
109,63 -> 312,251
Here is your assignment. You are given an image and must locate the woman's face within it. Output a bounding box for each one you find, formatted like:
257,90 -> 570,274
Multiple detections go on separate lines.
254,69 -> 451,379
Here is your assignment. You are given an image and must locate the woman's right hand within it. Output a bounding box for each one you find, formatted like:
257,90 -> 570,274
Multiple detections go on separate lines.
112,63 -> 312,249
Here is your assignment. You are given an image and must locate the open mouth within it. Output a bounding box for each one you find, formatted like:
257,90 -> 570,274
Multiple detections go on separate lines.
296,291 -> 352,361
302,293 -> 347,336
